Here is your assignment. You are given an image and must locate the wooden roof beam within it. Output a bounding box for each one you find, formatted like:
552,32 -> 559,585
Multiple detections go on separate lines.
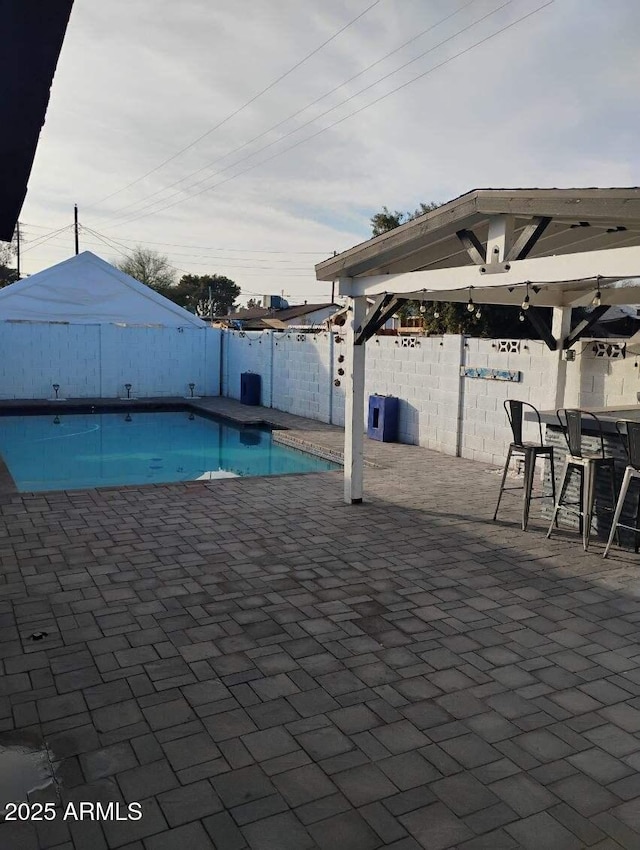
505,216 -> 552,261
456,229 -> 486,265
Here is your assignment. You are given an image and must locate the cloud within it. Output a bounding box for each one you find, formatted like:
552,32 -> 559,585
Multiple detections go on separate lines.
20,0 -> 640,303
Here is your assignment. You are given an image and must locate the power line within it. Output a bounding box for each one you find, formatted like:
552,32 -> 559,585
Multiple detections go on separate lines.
103,0 -> 506,224
21,224 -> 75,254
21,227 -> 324,270
107,0 -> 553,230
86,0 -> 382,210
80,227 -> 317,275
19,225 -> 329,254
99,0 -> 480,221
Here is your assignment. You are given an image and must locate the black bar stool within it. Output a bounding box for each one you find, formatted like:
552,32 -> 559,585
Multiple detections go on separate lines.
547,409 -> 617,551
603,420 -> 640,558
493,400 -> 556,531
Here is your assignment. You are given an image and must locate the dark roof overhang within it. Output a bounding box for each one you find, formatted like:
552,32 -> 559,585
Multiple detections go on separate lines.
0,0 -> 74,241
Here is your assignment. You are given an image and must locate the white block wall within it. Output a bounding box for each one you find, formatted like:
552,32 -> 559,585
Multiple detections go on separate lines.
460,338 -> 558,465
220,329 -> 640,465
223,331 -> 273,405
0,322 -> 220,399
564,339 -> 638,410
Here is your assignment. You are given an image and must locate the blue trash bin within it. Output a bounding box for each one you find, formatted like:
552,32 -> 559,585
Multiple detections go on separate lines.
240,372 -> 261,406
367,394 -> 399,442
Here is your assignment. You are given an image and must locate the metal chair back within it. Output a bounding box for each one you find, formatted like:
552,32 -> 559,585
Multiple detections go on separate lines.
504,399 -> 544,447
557,409 -> 606,459
616,420 -> 640,471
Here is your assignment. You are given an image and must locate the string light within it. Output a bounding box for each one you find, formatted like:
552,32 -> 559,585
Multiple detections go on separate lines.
433,304 -> 440,319
466,287 -> 475,313
518,310 -> 525,322
521,281 -> 530,311
419,301 -> 427,314
592,278 -> 602,307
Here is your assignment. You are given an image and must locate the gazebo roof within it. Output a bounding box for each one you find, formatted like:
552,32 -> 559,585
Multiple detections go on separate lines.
316,187 -> 640,281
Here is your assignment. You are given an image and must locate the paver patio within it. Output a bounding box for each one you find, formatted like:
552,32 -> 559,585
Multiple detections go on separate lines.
2,400 -> 640,849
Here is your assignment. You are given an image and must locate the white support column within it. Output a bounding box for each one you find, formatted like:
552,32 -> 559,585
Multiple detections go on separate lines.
344,293 -> 366,504
486,214 -> 514,264
552,306 -> 572,409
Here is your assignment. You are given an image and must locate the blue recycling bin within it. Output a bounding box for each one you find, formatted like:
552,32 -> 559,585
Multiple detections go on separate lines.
367,394 -> 399,442
240,372 -> 261,406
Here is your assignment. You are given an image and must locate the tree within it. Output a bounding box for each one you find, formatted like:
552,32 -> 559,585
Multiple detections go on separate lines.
116,246 -> 176,293
169,274 -> 240,316
0,242 -> 19,288
370,201 -> 440,237
246,297 -> 261,309
370,201 -> 533,337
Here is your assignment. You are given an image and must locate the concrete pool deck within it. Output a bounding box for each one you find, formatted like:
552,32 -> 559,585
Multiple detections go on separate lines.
2,399 -> 640,848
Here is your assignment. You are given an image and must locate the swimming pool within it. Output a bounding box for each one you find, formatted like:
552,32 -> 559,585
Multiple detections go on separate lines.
0,410 -> 339,492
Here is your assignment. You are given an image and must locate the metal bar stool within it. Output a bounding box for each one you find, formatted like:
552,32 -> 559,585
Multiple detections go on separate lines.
493,400 -> 556,531
603,420 -> 640,558
547,409 -> 617,551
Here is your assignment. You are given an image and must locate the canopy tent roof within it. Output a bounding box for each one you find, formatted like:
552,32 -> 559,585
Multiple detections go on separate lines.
0,251 -> 206,327
0,0 -> 74,241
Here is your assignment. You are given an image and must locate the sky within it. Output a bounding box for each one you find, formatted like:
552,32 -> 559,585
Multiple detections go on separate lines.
16,0 -> 640,305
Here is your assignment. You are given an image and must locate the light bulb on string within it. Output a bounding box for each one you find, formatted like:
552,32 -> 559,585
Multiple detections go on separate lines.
518,310 -> 525,322
475,307 -> 482,319
433,304 -> 440,319
419,301 -> 427,314
592,288 -> 602,307
466,287 -> 475,313
521,281 -> 530,311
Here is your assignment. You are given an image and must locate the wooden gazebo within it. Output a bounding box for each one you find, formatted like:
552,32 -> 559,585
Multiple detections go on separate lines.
316,188 -> 640,503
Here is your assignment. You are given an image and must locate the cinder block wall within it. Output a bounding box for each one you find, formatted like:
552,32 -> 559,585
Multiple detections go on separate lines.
0,323 -> 220,399
564,339 -> 637,409
221,329 -> 639,464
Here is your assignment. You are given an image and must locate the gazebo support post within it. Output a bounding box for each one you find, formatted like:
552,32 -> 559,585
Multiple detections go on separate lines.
552,306 -> 572,409
344,294 -> 366,504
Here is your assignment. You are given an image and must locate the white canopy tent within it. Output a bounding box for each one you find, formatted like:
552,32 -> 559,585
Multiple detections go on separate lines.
0,251 -> 206,328
315,188 -> 640,504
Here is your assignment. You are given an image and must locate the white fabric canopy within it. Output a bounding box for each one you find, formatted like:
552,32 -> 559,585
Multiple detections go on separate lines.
0,251 -> 206,327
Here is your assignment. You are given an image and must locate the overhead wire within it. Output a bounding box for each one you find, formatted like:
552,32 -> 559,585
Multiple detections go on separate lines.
18,228 -> 330,254
105,0 -> 553,229
102,0 -> 508,224
98,0 -> 480,220
85,0 -> 382,210
26,226 -> 324,271
20,224 -> 75,254
79,227 -> 318,276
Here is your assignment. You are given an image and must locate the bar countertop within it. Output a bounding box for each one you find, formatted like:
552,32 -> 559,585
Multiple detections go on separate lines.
535,405 -> 640,433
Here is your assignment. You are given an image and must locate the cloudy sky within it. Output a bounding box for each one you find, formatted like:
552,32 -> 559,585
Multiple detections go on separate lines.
18,0 -> 640,304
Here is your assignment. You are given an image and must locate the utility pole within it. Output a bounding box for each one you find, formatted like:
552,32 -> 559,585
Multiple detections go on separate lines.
15,222 -> 21,278
74,204 -> 79,255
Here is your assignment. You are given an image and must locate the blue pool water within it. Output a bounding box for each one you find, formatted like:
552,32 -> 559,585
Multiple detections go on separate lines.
0,411 -> 338,492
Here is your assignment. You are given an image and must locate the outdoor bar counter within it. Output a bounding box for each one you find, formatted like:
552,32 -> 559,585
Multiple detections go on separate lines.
535,406 -> 640,542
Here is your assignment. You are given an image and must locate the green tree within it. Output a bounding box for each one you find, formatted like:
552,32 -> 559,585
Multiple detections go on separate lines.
116,246 -> 176,293
170,274 -> 240,316
370,201 -> 440,237
0,242 -> 19,288
370,202 -> 534,337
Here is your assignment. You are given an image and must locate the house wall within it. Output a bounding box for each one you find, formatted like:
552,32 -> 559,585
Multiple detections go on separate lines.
221,329 -> 639,465
0,322 -> 220,399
